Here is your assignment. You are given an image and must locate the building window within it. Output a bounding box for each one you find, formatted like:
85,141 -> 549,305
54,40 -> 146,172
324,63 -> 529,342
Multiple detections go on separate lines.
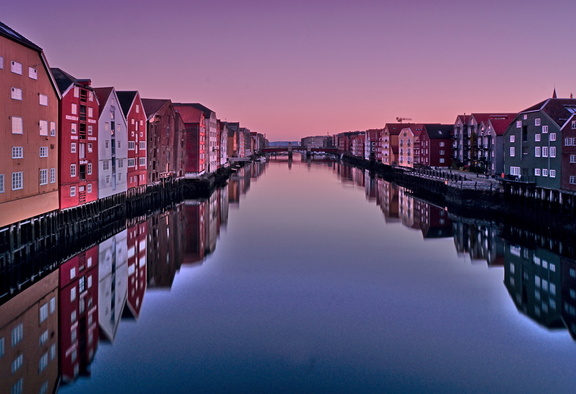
50,168 -> 56,183
11,354 -> 23,373
550,169 -> 556,178
0,56 -> 3,69
136,104 -> 140,113
70,186 -> 76,197
28,67 -> 38,79
510,166 -> 520,176
11,323 -> 23,346
103,160 -> 109,170
516,121 -> 521,128
128,141 -> 135,150
550,133 -> 556,141
73,87 -> 79,97
139,157 -> 146,166
70,164 -> 77,177
11,61 -> 22,75
12,378 -> 23,394
39,94 -> 48,106
543,169 -> 548,177
39,147 -> 48,157
139,141 -> 146,150
510,147 -> 515,157
50,122 -> 56,136
542,125 -> 548,133
535,168 -> 541,176
105,140 -> 109,149
39,169 -> 48,185
88,143 -> 93,153
118,159 -> 123,168
128,158 -> 135,167
510,135 -> 515,143
570,154 -> 576,163
11,117 -> 23,134
11,87 -> 22,100
535,118 -> 541,126
39,120 -> 48,136
535,134 -> 541,142
39,303 -> 48,322
11,172 -> 23,190
550,146 -> 556,157
71,103 -> 77,115
88,107 -> 93,118
0,337 -> 4,357
71,143 -> 77,154
87,163 -> 92,175
71,123 -> 77,134
535,146 -> 541,157
105,175 -> 110,184
88,125 -> 93,135
87,183 -> 92,193
542,146 -> 548,157
70,287 -> 76,302
0,174 -> 4,193
570,175 -> 576,184
39,352 -> 48,372
12,147 -> 23,159
572,121 -> 576,129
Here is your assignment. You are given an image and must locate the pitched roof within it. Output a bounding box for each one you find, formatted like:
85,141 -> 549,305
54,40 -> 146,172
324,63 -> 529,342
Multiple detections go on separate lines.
384,123 -> 415,135
455,114 -> 471,124
0,21 -> 41,51
423,124 -> 453,139
188,103 -> 214,118
173,103 -> 203,124
141,98 -> 170,120
116,91 -> 138,116
470,113 -> 516,124
93,87 -> 115,113
520,98 -> 576,127
50,67 -> 76,94
488,117 -> 515,136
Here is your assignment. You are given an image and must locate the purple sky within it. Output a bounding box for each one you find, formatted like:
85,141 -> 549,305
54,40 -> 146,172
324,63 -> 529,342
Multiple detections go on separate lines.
4,0 -> 576,140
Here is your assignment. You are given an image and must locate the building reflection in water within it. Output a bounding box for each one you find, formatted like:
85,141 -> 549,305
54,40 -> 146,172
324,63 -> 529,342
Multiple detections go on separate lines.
4,160 -> 576,391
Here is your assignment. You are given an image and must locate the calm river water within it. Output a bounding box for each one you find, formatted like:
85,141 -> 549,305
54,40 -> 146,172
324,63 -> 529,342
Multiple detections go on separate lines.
2,158 -> 576,393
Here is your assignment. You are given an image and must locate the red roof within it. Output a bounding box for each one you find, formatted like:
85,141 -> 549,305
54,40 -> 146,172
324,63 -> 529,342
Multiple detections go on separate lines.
93,87 -> 115,114
173,104 -> 203,124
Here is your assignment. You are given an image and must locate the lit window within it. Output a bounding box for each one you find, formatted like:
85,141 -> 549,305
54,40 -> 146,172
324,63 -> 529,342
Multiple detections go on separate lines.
550,146 -> 556,157
535,168 -> 541,176
542,147 -> 549,157
71,123 -> 77,134
88,107 -> 93,118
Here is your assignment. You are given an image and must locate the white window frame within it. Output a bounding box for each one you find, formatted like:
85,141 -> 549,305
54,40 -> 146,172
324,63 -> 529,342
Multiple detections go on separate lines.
39,146 -> 48,157
11,87 -> 22,100
28,67 -> 38,79
71,143 -> 77,154
11,117 -> 23,134
12,146 -> 23,159
510,147 -> 515,157
70,164 -> 77,177
39,94 -> 48,106
516,121 -> 522,128
12,172 -> 23,190
11,61 -> 22,75
542,125 -> 548,133
535,118 -> 541,126
535,134 -> 541,142
50,168 -> 56,183
535,168 -> 541,176
550,169 -> 556,178
39,169 -> 48,185
39,120 -> 48,136
550,133 -> 556,141
70,186 -> 76,197
535,146 -> 541,157
550,146 -> 556,158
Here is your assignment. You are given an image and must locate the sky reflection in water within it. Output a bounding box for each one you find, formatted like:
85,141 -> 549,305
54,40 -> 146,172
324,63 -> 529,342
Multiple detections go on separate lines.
63,159 -> 576,393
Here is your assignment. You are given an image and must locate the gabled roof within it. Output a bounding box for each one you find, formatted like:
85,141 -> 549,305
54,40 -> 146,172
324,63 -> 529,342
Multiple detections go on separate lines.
401,124 -> 425,137
520,98 -> 576,127
188,103 -> 215,118
0,21 -> 41,51
455,114 -> 471,124
141,98 -> 171,120
116,91 -> 138,117
423,124 -> 453,139
50,67 -> 76,94
384,123 -> 415,135
173,103 -> 204,124
93,87 -> 115,113
488,117 -> 515,136
470,113 -> 516,125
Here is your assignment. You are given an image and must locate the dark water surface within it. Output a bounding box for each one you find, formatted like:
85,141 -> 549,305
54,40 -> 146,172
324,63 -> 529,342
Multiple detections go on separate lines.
3,159 -> 576,393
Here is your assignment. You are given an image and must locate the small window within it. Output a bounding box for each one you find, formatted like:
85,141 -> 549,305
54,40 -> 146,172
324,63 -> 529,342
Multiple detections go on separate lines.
11,87 -> 22,100
87,183 -> 92,193
542,146 -> 549,157
11,117 -> 23,134
535,168 -> 541,176
543,169 -> 548,177
71,103 -> 77,114
516,121 -> 522,128
71,143 -> 77,153
0,174 -> 4,193
510,135 -> 515,143
510,147 -> 515,157
73,87 -> 79,98
88,107 -> 94,118
570,175 -> 576,184
550,146 -> 556,157
39,169 -> 48,185
70,164 -> 77,177
87,163 -> 92,175
0,56 -> 3,69
550,133 -> 556,141
50,168 -> 56,183
535,146 -> 541,157
12,147 -> 23,159
570,154 -> 576,163
550,169 -> 556,178
70,186 -> 76,197
542,125 -> 548,133
39,303 -> 49,322
535,118 -> 541,126
11,61 -> 22,75
39,94 -> 48,106
11,323 -> 23,346
39,120 -> 48,136
39,147 -> 48,157
28,67 -> 38,79
50,122 -> 56,136
572,121 -> 576,129
535,134 -> 541,142
71,123 -> 77,134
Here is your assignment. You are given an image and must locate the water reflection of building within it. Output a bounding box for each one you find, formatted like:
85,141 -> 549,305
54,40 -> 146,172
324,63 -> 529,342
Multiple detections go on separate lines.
147,206 -> 185,289
365,172 -> 377,202
376,178 -> 400,223
0,270 -> 59,394
59,246 -> 99,383
398,188 -> 420,229
98,229 -> 128,342
124,219 -> 147,319
452,222 -> 504,266
504,244 -> 563,329
560,257 -> 576,339
184,200 -> 207,265
417,201 -> 453,239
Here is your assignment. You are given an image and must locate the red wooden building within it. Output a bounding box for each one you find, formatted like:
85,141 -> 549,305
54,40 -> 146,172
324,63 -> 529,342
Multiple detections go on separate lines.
59,246 -> 99,383
420,124 -> 453,167
173,104 -> 207,178
117,91 -> 147,193
51,68 -> 99,209
561,114 -> 576,191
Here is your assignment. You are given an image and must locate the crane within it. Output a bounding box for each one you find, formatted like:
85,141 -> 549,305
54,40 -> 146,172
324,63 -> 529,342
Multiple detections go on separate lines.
396,117 -> 412,123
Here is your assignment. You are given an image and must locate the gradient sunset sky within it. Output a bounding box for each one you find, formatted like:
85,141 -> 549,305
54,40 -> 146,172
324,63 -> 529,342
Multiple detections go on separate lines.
4,0 -> 575,140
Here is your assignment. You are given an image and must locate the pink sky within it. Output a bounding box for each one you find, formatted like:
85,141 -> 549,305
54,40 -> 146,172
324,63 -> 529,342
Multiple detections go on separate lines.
4,0 -> 575,141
